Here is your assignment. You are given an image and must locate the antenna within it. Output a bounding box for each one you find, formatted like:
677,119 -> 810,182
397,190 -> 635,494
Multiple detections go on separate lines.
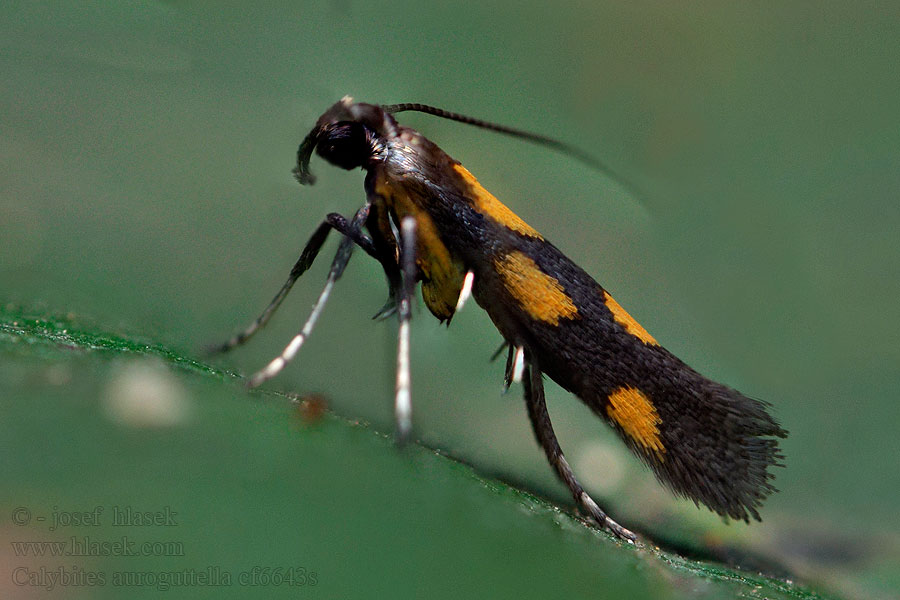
381,103 -> 642,198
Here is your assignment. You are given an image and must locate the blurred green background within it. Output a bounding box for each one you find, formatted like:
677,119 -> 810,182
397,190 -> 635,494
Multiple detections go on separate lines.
2,1 -> 898,599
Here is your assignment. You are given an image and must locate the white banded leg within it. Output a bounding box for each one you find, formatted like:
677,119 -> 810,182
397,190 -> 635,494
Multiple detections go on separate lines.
454,270 -> 475,313
394,216 -> 417,443
512,346 -> 525,383
247,276 -> 337,388
210,212 -> 378,355
246,204 -> 371,388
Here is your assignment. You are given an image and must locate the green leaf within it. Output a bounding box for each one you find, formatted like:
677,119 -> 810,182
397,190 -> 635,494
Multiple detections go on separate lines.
0,305 -> 837,599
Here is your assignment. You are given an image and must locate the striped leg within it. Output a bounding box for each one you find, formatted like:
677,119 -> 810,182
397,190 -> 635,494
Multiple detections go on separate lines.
209,211 -> 380,356
394,216 -> 417,443
246,204 -> 372,388
523,360 -> 636,541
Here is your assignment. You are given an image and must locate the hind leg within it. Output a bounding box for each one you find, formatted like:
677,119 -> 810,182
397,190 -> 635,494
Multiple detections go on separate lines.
522,361 -> 636,541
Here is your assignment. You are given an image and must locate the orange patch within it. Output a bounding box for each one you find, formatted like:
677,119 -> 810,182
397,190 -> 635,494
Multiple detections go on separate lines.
374,173 -> 464,320
494,251 -> 578,325
603,290 -> 657,345
452,164 -> 543,239
606,386 -> 665,458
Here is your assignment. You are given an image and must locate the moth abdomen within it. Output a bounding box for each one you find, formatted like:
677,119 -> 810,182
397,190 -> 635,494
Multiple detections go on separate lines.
597,364 -> 787,522
482,238 -> 787,522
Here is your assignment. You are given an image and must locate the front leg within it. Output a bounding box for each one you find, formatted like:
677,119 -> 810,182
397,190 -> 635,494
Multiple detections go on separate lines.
245,203 -> 373,387
209,211 -> 380,355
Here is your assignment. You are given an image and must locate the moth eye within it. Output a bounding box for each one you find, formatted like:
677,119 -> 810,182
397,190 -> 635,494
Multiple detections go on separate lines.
316,122 -> 372,171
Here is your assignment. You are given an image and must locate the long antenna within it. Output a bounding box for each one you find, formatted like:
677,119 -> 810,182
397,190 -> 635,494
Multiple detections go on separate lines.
381,103 -> 642,198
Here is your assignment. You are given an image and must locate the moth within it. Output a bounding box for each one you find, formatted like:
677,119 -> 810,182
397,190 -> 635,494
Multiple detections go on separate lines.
213,96 -> 787,540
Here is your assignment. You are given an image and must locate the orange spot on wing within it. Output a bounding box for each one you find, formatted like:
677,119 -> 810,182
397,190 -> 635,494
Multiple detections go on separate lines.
606,386 -> 665,458
374,172 -> 464,320
452,164 -> 543,239
494,251 -> 578,325
603,290 -> 658,345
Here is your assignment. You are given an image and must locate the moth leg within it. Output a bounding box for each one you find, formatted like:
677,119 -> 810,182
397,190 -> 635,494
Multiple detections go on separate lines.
394,215 -> 417,443
209,211 -> 379,355
501,345 -> 525,393
502,345 -> 515,392
454,270 -> 475,313
523,361 -> 637,542
372,298 -> 398,322
367,201 -> 402,321
489,341 -> 509,362
246,203 -> 372,388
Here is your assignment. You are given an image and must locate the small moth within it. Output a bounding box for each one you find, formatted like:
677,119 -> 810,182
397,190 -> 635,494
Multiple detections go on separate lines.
213,97 -> 786,540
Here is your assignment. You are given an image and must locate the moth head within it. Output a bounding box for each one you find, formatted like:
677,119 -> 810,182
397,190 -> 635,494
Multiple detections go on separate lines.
294,96 -> 396,185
